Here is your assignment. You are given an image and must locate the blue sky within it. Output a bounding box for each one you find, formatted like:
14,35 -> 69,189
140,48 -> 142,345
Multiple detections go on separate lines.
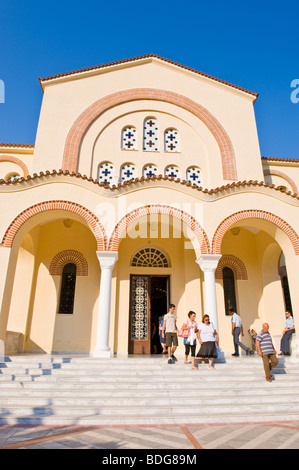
0,0 -> 298,158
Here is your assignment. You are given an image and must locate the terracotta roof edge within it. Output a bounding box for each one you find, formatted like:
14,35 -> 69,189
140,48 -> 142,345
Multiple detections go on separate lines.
0,171 -> 297,198
38,54 -> 259,98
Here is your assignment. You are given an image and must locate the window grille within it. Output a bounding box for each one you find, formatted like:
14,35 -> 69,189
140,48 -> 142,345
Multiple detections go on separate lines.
143,118 -> 159,151
58,263 -> 77,314
131,248 -> 169,267
164,129 -> 180,152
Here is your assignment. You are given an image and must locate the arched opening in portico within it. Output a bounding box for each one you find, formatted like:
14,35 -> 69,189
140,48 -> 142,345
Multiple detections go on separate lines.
213,211 -> 299,354
0,202 -> 106,355
109,204 -> 209,356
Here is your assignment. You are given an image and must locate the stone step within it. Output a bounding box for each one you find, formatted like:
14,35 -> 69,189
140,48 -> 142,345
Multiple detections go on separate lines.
0,354 -> 297,426
1,355 -> 296,365
0,385 -> 297,398
1,391 -> 299,408
0,401 -> 299,420
0,378 -> 298,392
0,371 -> 298,384
1,367 -> 297,377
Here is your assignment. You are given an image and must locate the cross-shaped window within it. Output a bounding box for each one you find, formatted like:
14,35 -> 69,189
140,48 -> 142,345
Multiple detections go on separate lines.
102,168 -> 111,177
122,127 -> 137,150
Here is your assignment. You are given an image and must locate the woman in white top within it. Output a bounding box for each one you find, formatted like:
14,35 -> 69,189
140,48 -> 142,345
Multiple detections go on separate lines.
197,314 -> 219,370
182,311 -> 198,370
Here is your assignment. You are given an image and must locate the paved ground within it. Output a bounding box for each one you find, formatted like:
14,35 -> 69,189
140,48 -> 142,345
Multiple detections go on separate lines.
1,421 -> 299,449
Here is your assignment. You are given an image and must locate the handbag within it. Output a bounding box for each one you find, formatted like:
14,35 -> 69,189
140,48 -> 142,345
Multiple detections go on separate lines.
178,326 -> 189,338
216,342 -> 220,359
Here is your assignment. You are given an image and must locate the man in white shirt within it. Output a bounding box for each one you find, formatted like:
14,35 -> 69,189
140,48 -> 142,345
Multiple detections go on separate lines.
229,308 -> 253,356
279,311 -> 295,356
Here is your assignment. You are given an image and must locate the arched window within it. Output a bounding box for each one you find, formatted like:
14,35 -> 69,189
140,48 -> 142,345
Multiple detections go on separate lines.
143,117 -> 159,151
120,163 -> 137,183
164,129 -> 180,152
131,248 -> 169,267
5,173 -> 21,182
143,164 -> 159,178
122,126 -> 137,150
98,162 -> 115,186
164,165 -> 181,180
223,267 -> 237,316
279,253 -> 293,313
58,263 -> 77,314
186,166 -> 202,187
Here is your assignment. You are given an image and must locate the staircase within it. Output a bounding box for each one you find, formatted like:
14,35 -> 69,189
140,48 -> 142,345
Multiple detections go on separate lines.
0,354 -> 298,426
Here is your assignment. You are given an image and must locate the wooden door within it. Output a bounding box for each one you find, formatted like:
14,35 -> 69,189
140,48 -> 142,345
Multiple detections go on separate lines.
129,275 -> 151,354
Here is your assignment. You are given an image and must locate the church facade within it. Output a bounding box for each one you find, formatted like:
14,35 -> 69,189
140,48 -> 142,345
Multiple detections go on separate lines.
0,55 -> 298,358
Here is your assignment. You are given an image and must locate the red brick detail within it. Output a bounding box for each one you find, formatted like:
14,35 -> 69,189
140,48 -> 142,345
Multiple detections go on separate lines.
49,250 -> 88,276
62,89 -> 237,180
215,254 -> 248,280
212,210 -> 299,255
263,169 -> 298,195
108,204 -> 210,254
0,155 -> 29,178
1,200 -> 107,250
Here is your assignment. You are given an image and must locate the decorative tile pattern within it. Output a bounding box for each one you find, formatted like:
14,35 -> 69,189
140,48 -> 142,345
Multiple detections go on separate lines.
164,165 -> 181,180
131,276 -> 148,340
131,248 -> 168,267
142,164 -> 159,178
164,129 -> 180,152
98,162 -> 115,186
120,163 -> 137,182
186,166 -> 201,186
143,118 -> 159,151
121,127 -> 137,150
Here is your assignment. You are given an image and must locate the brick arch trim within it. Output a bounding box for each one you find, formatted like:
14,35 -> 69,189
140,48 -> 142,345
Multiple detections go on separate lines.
108,204 -> 210,254
263,169 -> 298,194
1,200 -> 107,250
49,250 -> 88,276
0,155 -> 29,178
212,210 -> 299,255
62,88 -> 237,180
215,254 -> 248,280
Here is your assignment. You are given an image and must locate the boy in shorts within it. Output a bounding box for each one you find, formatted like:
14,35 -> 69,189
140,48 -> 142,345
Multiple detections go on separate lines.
162,304 -> 178,364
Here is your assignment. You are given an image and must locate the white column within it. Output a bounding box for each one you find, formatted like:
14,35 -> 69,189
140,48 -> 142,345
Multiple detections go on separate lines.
196,254 -> 221,331
0,246 -> 13,361
283,252 -> 299,359
93,251 -> 118,358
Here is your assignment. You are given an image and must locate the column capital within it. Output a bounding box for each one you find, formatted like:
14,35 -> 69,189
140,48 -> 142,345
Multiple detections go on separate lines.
96,251 -> 118,269
196,254 -> 222,272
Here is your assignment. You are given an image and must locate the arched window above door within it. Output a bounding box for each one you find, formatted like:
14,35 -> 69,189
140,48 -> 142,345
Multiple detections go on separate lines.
131,247 -> 169,267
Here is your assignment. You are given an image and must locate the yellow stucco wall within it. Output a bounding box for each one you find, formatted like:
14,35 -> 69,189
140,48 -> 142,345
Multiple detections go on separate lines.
0,57 -> 298,356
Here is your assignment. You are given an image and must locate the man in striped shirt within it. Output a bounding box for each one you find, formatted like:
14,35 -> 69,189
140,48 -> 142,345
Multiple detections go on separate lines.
256,323 -> 278,382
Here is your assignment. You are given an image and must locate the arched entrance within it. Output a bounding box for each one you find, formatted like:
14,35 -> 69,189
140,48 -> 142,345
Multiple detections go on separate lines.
212,210 -> 299,353
1,201 -> 106,354
110,205 -> 207,355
